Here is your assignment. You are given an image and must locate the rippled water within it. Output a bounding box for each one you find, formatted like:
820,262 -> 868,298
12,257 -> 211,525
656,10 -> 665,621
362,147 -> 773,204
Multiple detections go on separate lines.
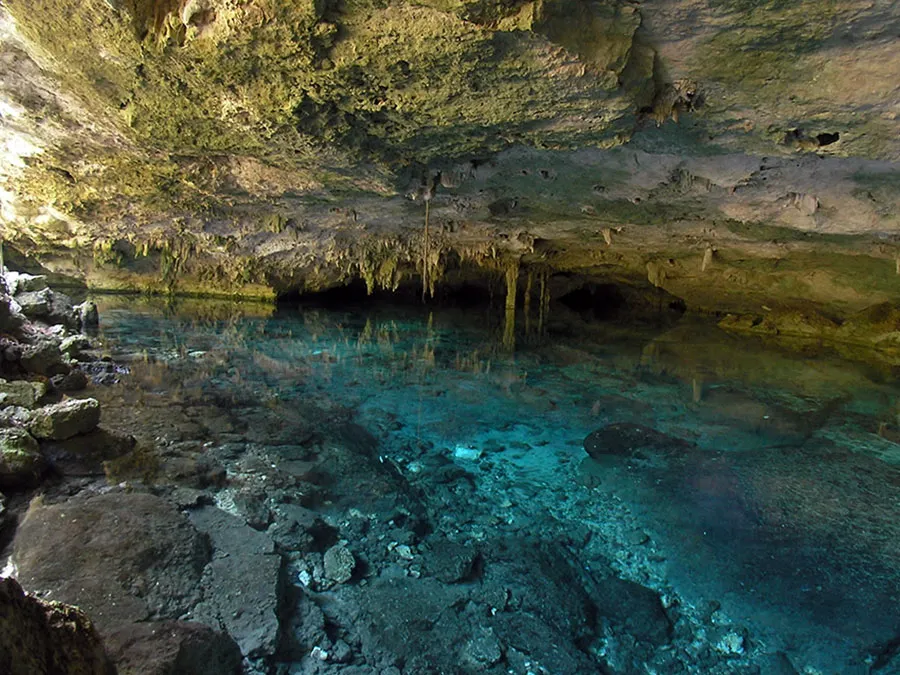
93,295 -> 900,674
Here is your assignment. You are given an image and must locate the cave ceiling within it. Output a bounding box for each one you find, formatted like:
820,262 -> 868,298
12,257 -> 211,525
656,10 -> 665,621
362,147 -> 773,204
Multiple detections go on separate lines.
0,0 -> 898,313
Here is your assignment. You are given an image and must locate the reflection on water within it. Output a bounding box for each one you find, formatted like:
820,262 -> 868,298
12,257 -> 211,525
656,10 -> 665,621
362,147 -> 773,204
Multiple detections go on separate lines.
93,296 -> 900,673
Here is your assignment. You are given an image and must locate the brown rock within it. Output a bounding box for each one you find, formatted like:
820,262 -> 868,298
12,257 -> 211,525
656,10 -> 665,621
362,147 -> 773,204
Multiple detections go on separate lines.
0,576 -> 116,675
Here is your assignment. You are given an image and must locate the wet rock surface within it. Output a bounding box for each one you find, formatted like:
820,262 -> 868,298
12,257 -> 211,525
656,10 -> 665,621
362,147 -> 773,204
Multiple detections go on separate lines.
12,491 -> 210,631
0,427 -> 45,489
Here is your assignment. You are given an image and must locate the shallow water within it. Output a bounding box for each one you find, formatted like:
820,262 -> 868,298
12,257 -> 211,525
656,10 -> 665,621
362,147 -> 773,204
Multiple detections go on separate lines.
93,296 -> 900,674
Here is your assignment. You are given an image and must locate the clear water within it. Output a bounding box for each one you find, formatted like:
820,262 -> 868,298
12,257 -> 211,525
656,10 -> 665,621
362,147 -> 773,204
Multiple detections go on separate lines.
93,296 -> 900,674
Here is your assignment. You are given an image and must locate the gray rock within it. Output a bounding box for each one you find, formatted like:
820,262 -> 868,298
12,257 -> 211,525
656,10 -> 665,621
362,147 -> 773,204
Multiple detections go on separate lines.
14,290 -> 50,319
12,491 -> 210,631
104,620 -> 243,675
323,544 -> 356,583
0,378 -> 46,408
14,288 -> 78,329
460,627 -> 503,670
4,271 -> 48,294
188,507 -> 283,658
0,427 -> 44,489
0,576 -> 116,675
29,398 -> 101,440
0,405 -> 33,429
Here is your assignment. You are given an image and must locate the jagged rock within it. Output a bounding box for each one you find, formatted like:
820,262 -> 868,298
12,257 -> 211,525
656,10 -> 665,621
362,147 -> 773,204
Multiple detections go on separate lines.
188,506 -> 283,658
29,398 -> 101,440
0,405 -> 33,429
14,288 -> 78,329
0,576 -> 116,675
323,544 -> 356,584
103,620 -> 243,675
3,271 -> 48,295
12,491 -> 210,631
0,427 -> 45,489
21,340 -> 71,377
0,378 -> 46,408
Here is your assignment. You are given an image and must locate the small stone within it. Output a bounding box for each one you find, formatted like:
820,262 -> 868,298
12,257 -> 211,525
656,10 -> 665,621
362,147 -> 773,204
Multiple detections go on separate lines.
323,544 -> 355,583
29,398 -> 101,440
330,639 -> 352,663
460,627 -> 502,669
0,427 -> 45,489
395,544 -> 414,560
310,645 -> 329,661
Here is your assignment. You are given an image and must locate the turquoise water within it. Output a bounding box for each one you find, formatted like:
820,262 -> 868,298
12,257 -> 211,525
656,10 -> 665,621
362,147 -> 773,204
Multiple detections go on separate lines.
94,296 -> 900,674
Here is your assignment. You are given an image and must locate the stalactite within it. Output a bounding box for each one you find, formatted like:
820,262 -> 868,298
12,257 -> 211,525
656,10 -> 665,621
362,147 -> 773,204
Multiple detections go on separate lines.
422,199 -> 430,302
523,269 -> 533,336
701,246 -> 714,272
503,260 -> 519,351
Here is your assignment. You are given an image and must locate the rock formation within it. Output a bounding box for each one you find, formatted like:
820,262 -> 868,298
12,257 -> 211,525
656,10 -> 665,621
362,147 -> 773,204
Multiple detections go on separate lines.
0,0 -> 895,317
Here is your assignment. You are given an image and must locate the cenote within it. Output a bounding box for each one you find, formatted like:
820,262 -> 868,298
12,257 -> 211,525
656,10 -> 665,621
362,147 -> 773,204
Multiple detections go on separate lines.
4,274 -> 899,675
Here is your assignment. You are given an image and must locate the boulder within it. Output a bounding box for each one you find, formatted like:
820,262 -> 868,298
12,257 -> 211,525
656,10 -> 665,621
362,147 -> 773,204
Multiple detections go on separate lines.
0,427 -> 45,489
29,398 -> 101,440
14,288 -> 78,329
0,378 -> 46,408
104,621 -> 242,675
59,335 -> 94,360
12,491 -> 210,631
21,340 -> 71,377
76,301 -> 100,332
52,369 -> 90,392
0,576 -> 116,675
188,506 -> 283,658
3,271 -> 49,294
14,290 -> 50,320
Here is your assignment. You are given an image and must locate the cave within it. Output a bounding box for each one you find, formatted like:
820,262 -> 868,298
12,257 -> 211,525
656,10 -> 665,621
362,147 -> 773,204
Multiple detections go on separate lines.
1,1 -> 899,674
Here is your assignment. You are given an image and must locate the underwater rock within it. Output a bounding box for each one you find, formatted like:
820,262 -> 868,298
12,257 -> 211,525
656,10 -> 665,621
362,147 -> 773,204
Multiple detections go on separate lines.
0,576 -> 116,675
584,422 -> 694,461
0,427 -> 45,489
12,491 -> 210,631
40,427 -> 136,477
103,620 -> 243,675
29,398 -> 101,440
323,544 -> 356,584
591,575 -> 672,646
0,378 -> 46,408
421,537 -> 483,583
188,506 -> 283,658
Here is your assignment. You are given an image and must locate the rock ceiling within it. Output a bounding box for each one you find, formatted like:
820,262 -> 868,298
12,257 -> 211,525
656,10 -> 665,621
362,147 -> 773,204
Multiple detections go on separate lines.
0,0 -> 898,314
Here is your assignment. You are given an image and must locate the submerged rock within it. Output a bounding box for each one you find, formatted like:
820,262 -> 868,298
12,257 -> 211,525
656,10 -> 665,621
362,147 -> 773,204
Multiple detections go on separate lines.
29,398 -> 101,440
0,427 -> 45,489
12,491 -> 210,631
323,544 -> 356,584
188,506 -> 282,659
0,576 -> 116,675
104,620 -> 242,675
584,422 -> 694,461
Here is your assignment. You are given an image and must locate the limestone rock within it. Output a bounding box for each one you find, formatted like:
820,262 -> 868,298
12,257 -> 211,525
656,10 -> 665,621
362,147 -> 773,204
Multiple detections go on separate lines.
14,288 -> 78,329
3,271 -> 48,294
76,301 -> 100,332
12,491 -> 210,631
0,576 -> 116,675
52,369 -> 90,393
0,427 -> 45,489
104,620 -> 243,675
0,405 -> 33,429
0,378 -> 45,408
21,340 -> 71,377
188,506 -> 283,658
29,398 -> 101,440
323,544 -> 356,584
